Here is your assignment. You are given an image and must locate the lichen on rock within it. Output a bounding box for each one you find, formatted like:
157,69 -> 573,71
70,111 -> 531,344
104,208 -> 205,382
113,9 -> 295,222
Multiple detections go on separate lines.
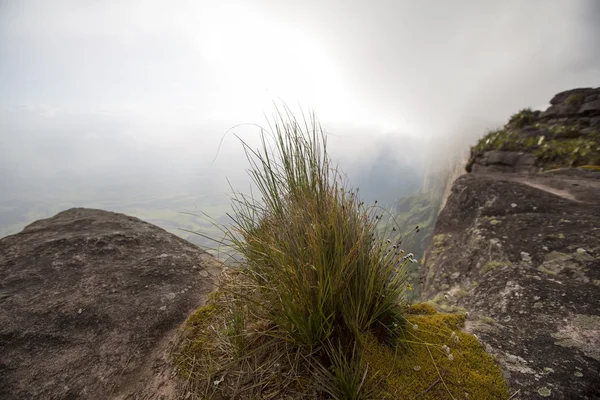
422,88 -> 600,399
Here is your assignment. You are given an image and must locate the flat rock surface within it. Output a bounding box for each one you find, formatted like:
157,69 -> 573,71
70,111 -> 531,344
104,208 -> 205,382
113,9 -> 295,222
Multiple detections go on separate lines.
422,169 -> 600,399
0,208 -> 221,399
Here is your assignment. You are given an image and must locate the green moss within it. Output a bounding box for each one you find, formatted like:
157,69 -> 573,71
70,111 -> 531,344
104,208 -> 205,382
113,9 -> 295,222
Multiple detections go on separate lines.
566,93 -> 585,107
363,307 -> 508,399
454,287 -> 470,300
407,303 -> 438,315
578,165 -> 600,171
426,294 -> 467,314
427,293 -> 449,308
482,216 -> 501,226
481,260 -> 506,275
177,298 -> 506,398
508,108 -> 537,128
174,301 -> 218,377
469,122 -> 600,170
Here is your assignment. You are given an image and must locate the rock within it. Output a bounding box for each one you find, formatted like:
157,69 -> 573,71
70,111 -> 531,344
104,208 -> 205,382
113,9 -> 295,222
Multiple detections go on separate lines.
543,88 -> 600,118
540,104 -> 561,118
422,169 -> 600,399
471,151 -> 537,174
0,208 -> 222,399
579,99 -> 600,115
549,88 -> 596,105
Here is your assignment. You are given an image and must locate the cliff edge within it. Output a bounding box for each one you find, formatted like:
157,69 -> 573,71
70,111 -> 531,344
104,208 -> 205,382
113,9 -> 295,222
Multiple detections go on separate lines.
423,88 -> 600,399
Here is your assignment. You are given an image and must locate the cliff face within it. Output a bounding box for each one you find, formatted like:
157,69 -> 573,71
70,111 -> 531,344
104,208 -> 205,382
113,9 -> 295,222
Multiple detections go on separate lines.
0,208 -> 221,399
391,161 -> 463,297
423,89 -> 600,399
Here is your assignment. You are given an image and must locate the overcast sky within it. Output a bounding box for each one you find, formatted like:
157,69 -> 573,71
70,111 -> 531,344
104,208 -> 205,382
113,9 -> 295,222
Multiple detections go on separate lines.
0,0 -> 599,233
2,1 -> 599,127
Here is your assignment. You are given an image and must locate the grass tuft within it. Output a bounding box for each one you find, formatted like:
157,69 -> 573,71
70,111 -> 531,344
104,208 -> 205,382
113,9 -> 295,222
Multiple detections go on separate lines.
507,108 -> 538,128
175,108 -> 507,399
225,109 -> 412,349
176,108 -> 415,398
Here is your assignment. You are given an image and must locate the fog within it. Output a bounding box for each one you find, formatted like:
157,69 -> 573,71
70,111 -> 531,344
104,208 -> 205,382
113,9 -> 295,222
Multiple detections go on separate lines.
1,0 -> 599,243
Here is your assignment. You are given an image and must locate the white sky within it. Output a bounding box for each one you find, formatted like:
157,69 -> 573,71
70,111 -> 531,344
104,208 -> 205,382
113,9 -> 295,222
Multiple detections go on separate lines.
2,0 -> 598,133
0,0 -> 599,214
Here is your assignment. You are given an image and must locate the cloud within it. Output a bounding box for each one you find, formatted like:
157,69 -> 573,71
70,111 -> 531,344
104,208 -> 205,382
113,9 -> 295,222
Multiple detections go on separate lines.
0,0 -> 599,229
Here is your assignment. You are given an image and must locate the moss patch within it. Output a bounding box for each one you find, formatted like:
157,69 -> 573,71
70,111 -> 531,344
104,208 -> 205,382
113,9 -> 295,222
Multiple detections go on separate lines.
425,294 -> 467,314
566,93 -> 585,107
364,306 -> 508,399
481,260 -> 506,275
175,296 -> 508,399
482,216 -> 502,226
406,303 -> 438,315
578,165 -> 600,171
174,302 -> 218,378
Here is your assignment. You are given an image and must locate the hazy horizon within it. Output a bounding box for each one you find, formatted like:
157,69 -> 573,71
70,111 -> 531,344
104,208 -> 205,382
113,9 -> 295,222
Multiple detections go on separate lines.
1,0 -> 599,245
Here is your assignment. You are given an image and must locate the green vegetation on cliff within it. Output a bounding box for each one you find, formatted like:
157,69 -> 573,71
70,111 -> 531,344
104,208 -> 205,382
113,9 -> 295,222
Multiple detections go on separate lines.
175,111 -> 507,399
469,108 -> 600,170
177,288 -> 508,399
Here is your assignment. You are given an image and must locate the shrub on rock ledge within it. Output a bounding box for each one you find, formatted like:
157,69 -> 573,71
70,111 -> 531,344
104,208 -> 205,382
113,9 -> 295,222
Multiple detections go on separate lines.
175,110 -> 507,399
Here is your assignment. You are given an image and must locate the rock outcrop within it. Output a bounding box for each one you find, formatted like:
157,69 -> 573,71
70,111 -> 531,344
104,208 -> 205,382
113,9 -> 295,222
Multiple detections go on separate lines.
423,89 -> 600,399
0,208 -> 221,399
467,87 -> 600,173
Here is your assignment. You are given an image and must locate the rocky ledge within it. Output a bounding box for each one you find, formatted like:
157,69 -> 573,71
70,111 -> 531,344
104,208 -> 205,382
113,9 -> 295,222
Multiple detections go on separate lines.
467,87 -> 600,173
423,165 -> 600,396
0,208 -> 221,399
